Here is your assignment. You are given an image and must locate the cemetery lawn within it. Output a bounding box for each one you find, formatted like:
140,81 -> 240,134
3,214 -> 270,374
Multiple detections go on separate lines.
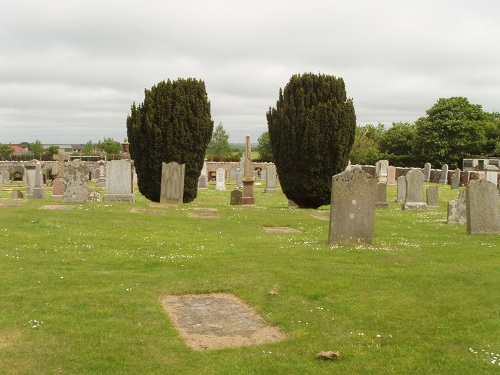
0,182 -> 499,374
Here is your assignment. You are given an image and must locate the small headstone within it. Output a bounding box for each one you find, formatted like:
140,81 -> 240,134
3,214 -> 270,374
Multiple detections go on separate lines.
375,182 -> 389,208
228,170 -> 237,181
2,170 -> 9,184
62,160 -> 89,203
198,175 -> 207,189
396,175 -> 406,203
375,160 -> 389,183
98,159 -> 106,187
160,162 -> 185,204
32,161 -> 45,199
484,165 -> 499,186
426,186 -> 439,207
450,168 -> 461,189
104,160 -> 135,202
386,166 -> 396,186
447,200 -> 466,224
439,164 -> 449,185
460,171 -> 470,187
24,163 -> 37,198
403,169 -> 427,210
88,191 -> 101,202
260,170 -> 267,181
215,168 -> 226,191
328,167 -> 377,245
466,179 -> 500,234
235,171 -> 243,189
11,190 -> 23,199
230,189 -> 242,205
423,163 -> 432,182
265,164 -> 278,193
241,135 -> 255,205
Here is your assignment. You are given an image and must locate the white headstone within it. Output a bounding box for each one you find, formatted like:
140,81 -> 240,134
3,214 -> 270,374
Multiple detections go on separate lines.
215,168 -> 226,191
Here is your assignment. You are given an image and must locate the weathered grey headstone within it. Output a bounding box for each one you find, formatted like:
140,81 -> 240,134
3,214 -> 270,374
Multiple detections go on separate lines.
260,170 -> 267,181
2,171 -> 9,184
98,159 -> 106,187
466,179 -> 500,234
423,163 -> 432,182
24,163 -> 36,198
447,199 -> 466,224
387,166 -> 396,186
328,167 -> 377,245
160,162 -> 185,204
104,160 -> 135,202
403,169 -> 427,210
375,160 -> 389,183
241,135 -> 255,205
228,170 -> 237,181
450,168 -> 461,189
62,160 -> 89,203
484,165 -> 499,187
457,189 -> 466,201
235,170 -> 243,189
215,168 -> 226,191
265,164 -> 278,193
396,175 -> 406,203
11,190 -> 23,199
426,185 -> 439,207
375,182 -> 389,208
88,191 -> 101,202
32,161 -> 45,199
198,175 -> 207,189
439,164 -> 449,185
230,189 -> 242,205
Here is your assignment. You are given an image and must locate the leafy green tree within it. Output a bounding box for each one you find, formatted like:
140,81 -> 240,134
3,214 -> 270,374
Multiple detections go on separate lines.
207,123 -> 232,161
44,145 -> 59,160
349,124 -> 383,165
0,144 -> 14,160
414,97 -> 487,169
266,73 -> 356,208
482,112 -> 500,156
256,131 -> 273,162
29,140 -> 43,160
82,140 -> 97,155
379,122 -> 417,166
127,78 -> 213,203
97,138 -> 122,158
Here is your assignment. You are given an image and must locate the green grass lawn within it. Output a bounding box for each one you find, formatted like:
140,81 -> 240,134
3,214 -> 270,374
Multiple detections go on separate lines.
0,181 -> 498,374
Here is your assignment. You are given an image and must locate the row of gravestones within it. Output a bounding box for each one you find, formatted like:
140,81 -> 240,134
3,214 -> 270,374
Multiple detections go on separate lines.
328,167 -> 500,244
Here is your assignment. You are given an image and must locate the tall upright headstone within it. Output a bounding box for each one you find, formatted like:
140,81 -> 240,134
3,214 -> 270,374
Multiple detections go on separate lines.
52,149 -> 67,200
484,165 -> 499,187
241,135 -> 255,205
426,185 -> 439,208
264,164 -> 278,193
198,159 -> 208,189
387,166 -> 396,186
24,163 -> 36,198
235,169 -> 243,189
1,170 -> 9,184
403,169 -> 427,210
329,167 -> 377,244
375,160 -> 389,183
104,160 -> 135,202
32,161 -> 45,199
160,162 -> 185,204
215,168 -> 226,191
396,175 -> 406,203
450,168 -> 461,189
375,182 -> 389,208
62,160 -> 89,203
423,163 -> 432,182
98,159 -> 106,187
466,179 -> 500,234
439,164 -> 449,185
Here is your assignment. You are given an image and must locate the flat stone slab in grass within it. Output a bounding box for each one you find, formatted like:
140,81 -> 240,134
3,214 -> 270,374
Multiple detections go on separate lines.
40,205 -> 76,210
262,226 -> 302,233
150,203 -> 178,210
130,208 -> 164,215
0,204 -> 21,208
188,212 -> 220,218
191,207 -> 218,212
312,215 -> 329,221
160,293 -> 287,350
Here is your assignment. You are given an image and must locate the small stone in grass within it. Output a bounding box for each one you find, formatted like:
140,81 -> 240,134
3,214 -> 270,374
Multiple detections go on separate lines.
316,351 -> 340,360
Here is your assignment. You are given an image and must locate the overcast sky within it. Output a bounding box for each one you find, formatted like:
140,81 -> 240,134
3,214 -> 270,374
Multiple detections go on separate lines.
1,0 -> 499,145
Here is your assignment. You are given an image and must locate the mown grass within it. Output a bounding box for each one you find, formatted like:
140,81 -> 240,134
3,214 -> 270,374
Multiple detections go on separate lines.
0,180 -> 498,374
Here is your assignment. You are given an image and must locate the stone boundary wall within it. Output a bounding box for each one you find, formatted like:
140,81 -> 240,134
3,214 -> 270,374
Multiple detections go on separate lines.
0,161 -> 102,178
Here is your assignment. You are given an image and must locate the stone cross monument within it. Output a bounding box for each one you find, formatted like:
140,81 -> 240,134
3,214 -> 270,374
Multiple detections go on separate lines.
241,135 -> 255,205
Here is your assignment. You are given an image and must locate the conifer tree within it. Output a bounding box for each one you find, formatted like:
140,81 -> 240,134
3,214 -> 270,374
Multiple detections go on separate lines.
127,78 -> 213,202
266,73 -> 356,208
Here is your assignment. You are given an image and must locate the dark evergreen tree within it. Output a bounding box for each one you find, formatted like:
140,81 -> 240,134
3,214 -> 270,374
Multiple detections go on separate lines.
126,78 -> 214,203
266,73 -> 356,208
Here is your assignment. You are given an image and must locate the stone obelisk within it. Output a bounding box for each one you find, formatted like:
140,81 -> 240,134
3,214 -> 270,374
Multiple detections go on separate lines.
241,135 -> 255,205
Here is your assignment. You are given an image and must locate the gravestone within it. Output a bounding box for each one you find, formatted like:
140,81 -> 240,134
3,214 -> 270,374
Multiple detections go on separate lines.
24,163 -> 37,198
235,170 -> 243,189
11,190 -> 23,199
423,163 -> 432,182
375,160 -> 389,183
460,171 -> 470,187
160,162 -> 185,204
52,149 -> 68,199
104,160 -> 135,202
239,156 -> 245,172
328,167 -> 377,244
450,168 -> 461,189
439,164 -> 449,185
215,168 -> 226,191
447,200 -> 466,224
426,185 -> 439,208
375,182 -> 389,208
98,159 -> 106,187
265,164 -> 278,193
387,166 -> 396,186
88,191 -> 101,202
230,189 -> 242,205
241,135 -> 255,205
484,165 -> 499,187
466,179 -> 500,234
32,161 -> 45,199
403,169 -> 427,210
198,175 -> 208,189
229,170 -> 237,181
260,170 -> 267,181
62,160 -> 89,203
2,171 -> 9,184
396,175 -> 406,203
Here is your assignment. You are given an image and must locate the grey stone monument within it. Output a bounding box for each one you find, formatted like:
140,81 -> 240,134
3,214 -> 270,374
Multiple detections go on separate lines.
235,170 -> 243,189
160,162 -> 185,204
52,149 -> 67,200
387,166 -> 396,186
484,165 -> 499,187
403,169 -> 427,210
439,164 -> 449,185
466,179 -> 500,234
265,164 -> 278,193
98,159 -> 106,188
375,182 -> 389,208
241,135 -> 255,205
423,163 -> 432,182
215,168 -> 226,191
32,161 -> 45,199
396,175 -> 406,203
2,170 -> 9,184
447,200 -> 466,224
450,168 -> 461,189
24,163 -> 36,198
62,160 -> 89,203
230,189 -> 242,205
328,166 -> 377,245
104,160 -> 135,202
426,185 -> 439,208
375,160 -> 389,183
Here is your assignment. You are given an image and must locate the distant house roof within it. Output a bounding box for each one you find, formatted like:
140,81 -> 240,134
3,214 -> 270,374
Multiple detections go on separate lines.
10,145 -> 28,153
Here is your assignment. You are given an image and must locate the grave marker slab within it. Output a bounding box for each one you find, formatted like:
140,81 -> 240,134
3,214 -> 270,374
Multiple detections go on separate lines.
265,164 -> 278,193
62,160 -> 89,203
396,175 -> 406,203
104,160 -> 135,202
375,182 -> 389,208
160,162 -> 185,204
230,189 -> 242,205
215,168 -> 226,191
447,200 -> 466,224
423,163 -> 432,182
450,168 -> 461,189
439,164 -> 449,185
466,179 -> 500,234
426,185 -> 439,208
403,169 -> 427,210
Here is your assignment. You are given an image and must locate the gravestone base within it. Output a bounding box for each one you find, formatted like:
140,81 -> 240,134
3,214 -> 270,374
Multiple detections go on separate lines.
52,179 -> 64,200
402,202 -> 428,210
241,179 -> 255,205
264,187 -> 278,193
32,187 -> 45,199
375,202 -> 389,208
104,193 -> 135,202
